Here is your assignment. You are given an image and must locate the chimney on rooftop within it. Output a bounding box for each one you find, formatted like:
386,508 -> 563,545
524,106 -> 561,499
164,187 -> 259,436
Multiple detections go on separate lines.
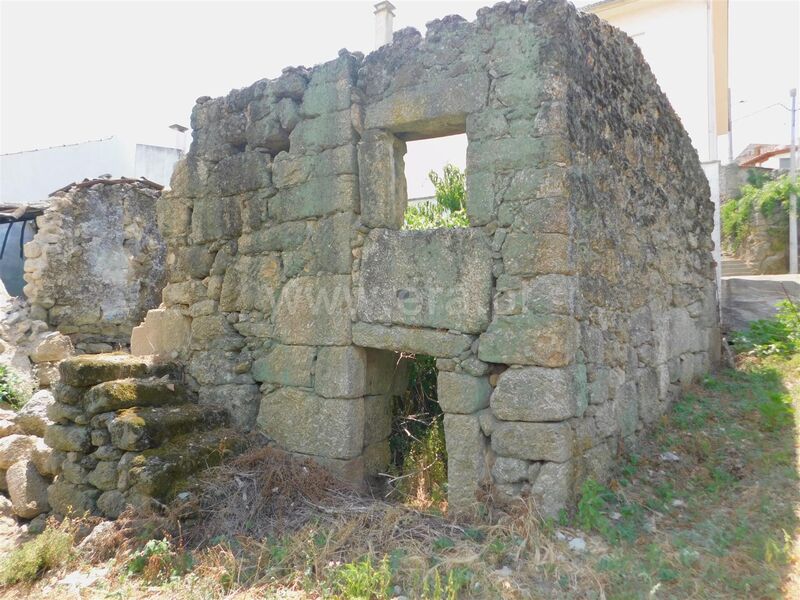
374,1 -> 396,49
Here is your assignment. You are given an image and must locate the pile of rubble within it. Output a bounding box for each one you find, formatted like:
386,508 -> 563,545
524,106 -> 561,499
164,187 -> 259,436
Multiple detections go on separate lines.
0,388 -> 59,528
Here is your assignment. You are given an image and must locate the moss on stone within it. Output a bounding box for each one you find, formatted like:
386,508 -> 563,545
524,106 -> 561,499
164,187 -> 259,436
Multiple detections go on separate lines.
128,428 -> 251,499
83,378 -> 188,416
60,353 -> 179,388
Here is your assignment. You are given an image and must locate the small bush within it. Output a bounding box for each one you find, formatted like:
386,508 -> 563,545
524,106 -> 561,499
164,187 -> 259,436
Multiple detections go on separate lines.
732,299 -> 800,356
0,364 -> 25,409
327,555 -> 392,600
126,538 -> 193,584
0,518 -> 76,585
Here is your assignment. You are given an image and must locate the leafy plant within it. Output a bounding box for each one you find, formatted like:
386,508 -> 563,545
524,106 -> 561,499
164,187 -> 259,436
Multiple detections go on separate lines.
756,391 -> 794,432
422,567 -> 473,600
732,299 -> 800,356
404,164 -> 469,230
0,364 -> 25,409
126,538 -> 193,584
0,517 -> 76,585
721,173 -> 798,252
327,556 -> 392,600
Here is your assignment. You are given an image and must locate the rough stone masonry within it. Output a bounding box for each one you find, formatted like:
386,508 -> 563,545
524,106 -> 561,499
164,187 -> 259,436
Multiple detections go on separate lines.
132,0 -> 719,515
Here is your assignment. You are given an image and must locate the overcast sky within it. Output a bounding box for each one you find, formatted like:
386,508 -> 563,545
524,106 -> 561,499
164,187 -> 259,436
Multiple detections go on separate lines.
1,0 -> 798,196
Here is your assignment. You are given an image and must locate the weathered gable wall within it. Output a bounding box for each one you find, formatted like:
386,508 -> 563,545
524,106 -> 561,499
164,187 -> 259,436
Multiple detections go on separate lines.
23,180 -> 166,353
136,0 -> 718,515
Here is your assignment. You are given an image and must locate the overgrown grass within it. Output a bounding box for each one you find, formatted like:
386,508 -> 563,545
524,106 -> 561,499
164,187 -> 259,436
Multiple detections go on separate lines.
732,299 -> 800,357
0,517 -> 77,585
5,329 -> 800,598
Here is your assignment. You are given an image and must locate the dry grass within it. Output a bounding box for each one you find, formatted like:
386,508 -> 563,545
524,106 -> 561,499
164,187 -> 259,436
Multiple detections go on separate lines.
3,354 -> 800,598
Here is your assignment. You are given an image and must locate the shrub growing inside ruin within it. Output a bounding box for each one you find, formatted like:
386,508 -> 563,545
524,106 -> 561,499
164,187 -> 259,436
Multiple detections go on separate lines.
403,165 -> 469,230
390,355 -> 448,507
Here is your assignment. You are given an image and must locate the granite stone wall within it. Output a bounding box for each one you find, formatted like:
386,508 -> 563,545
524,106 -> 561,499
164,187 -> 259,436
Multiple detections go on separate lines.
23,179 -> 167,353
135,0 -> 718,515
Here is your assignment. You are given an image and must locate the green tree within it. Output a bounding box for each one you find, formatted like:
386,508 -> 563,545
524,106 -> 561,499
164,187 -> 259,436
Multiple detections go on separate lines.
403,164 -> 469,230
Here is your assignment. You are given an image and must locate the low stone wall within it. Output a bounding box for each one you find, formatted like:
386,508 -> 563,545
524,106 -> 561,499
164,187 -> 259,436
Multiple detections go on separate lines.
43,354 -> 247,518
131,0 -> 719,517
23,178 -> 167,352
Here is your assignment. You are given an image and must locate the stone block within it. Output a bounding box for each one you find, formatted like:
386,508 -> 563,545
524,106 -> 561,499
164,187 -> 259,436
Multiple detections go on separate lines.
490,365 -> 587,422
274,275 -> 352,345
443,413 -> 487,512
47,478 -> 100,515
315,346 -> 367,398
219,254 -> 280,312
191,195 -> 242,243
97,490 -> 128,519
308,212 -> 355,274
44,425 -> 91,453
257,388 -> 364,459
60,354 -> 178,388
198,384 -> 261,430
358,129 -> 407,229
131,308 -> 192,357
252,345 -> 316,388
498,197 -> 570,234
270,175 -> 359,222
530,460 -> 573,518
362,439 -> 391,476
478,314 -> 579,367
86,461 -> 118,492
289,110 -> 356,154
83,378 -> 188,416
365,349 -> 409,396
491,456 -> 529,484
437,372 -> 491,414
363,395 -> 393,446
502,233 -> 572,276
15,389 -> 54,437
7,459 -> 50,519
364,73 -> 489,135
357,228 -> 492,333
353,323 -> 473,358
29,332 -> 73,363
491,421 -> 574,463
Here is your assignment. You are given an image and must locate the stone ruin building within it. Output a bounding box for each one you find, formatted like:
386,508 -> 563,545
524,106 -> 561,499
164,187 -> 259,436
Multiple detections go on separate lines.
32,0 -> 720,520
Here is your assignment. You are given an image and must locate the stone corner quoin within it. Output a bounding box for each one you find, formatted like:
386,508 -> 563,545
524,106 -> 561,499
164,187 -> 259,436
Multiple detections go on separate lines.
123,0 -> 718,517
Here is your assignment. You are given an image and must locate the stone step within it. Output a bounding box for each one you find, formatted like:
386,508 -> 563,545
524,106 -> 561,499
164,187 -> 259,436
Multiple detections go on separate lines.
83,377 -> 189,416
124,427 -> 251,500
107,404 -> 229,451
60,353 -> 180,388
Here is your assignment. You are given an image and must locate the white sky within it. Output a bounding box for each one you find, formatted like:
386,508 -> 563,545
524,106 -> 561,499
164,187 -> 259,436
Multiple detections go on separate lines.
1,0 -> 798,197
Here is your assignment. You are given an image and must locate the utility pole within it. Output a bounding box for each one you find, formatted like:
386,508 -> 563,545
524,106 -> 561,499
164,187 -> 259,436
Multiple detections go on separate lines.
790,88 -> 798,274
727,88 -> 734,163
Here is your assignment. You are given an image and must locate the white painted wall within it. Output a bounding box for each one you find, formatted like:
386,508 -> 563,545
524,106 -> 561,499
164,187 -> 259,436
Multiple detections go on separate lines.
134,144 -> 182,187
0,138 -> 182,207
1,137 -> 133,205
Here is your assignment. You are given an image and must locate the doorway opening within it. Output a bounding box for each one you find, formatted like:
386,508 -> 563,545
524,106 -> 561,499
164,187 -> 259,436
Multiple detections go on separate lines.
387,354 -> 448,510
